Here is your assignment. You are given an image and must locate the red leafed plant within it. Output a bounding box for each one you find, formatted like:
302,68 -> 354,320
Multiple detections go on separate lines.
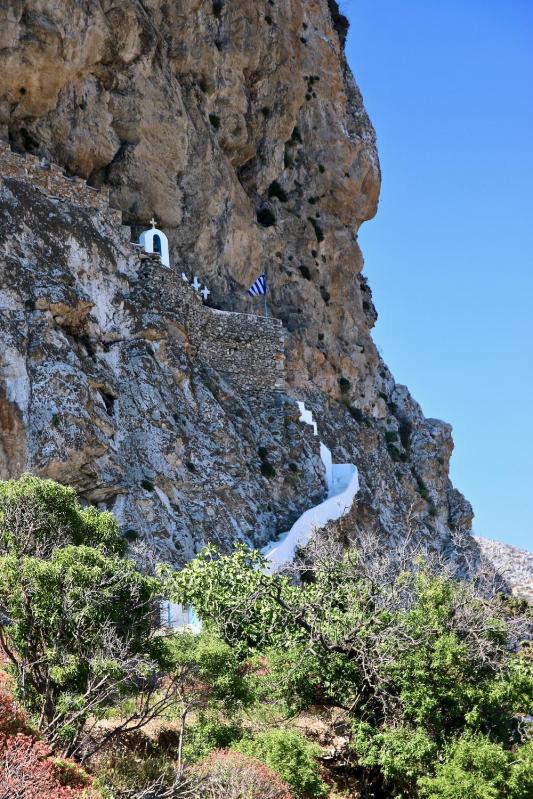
192,748 -> 295,799
0,672 -> 100,799
0,733 -> 101,799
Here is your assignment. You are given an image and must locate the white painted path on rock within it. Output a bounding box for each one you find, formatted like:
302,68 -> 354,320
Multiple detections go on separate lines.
262,401 -> 359,572
162,401 -> 359,629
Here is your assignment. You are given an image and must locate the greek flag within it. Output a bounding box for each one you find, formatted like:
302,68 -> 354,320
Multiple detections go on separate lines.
247,272 -> 266,297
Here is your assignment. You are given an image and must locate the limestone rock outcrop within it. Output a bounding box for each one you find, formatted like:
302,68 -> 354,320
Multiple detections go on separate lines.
476,538 -> 533,604
0,0 -> 477,569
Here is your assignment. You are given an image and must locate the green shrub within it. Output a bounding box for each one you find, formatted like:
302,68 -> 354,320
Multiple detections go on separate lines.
234,729 -> 327,798
185,713 -> 243,762
348,405 -> 364,422
352,722 -> 436,795
168,544 -> 533,798
0,476 -> 161,757
418,732 -> 511,799
95,753 -> 177,796
0,473 -> 125,557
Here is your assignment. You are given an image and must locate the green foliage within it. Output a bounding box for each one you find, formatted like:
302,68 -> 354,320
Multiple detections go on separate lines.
257,207 -> 276,227
260,461 -> 277,478
166,544 -> 533,798
166,631 -> 252,708
0,545 -> 160,738
351,722 -> 436,795
184,713 -> 243,763
0,473 -> 125,557
418,732 -> 533,799
161,545 -> 277,654
338,376 -> 351,393
0,476 -> 161,754
234,729 -> 327,798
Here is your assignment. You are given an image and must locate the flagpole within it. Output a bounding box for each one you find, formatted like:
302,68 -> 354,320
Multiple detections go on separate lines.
264,269 -> 268,318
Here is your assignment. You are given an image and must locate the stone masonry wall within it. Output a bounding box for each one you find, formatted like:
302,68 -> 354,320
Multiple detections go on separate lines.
192,310 -> 285,393
0,140 -> 112,213
135,262 -> 285,393
0,140 -> 286,395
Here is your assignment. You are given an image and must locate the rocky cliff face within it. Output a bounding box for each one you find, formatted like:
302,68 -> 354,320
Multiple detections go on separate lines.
0,0 -> 477,569
475,538 -> 533,604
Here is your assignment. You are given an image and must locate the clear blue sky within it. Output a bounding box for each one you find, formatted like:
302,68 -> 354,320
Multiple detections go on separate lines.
340,1 -> 533,550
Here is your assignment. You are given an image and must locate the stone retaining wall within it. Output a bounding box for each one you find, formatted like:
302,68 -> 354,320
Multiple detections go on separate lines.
0,140 -> 111,213
136,263 -> 285,392
1,141 -> 286,394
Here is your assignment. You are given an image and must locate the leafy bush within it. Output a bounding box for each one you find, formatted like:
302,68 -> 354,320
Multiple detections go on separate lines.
167,544 -> 533,798
234,730 -> 327,798
0,473 -> 125,557
194,748 -> 294,799
338,376 -> 351,393
185,714 -> 243,762
260,461 -> 277,478
418,732 -> 533,799
0,476 -> 165,759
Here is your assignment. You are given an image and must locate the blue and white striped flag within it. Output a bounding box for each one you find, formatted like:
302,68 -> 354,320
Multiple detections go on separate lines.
247,272 -> 266,297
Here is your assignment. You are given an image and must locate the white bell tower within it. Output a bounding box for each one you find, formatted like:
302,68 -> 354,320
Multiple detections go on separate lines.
139,218 -> 170,268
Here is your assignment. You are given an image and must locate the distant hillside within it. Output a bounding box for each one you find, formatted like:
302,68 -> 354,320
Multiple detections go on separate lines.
475,537 -> 533,603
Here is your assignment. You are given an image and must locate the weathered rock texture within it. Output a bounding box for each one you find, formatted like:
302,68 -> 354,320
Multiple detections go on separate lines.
0,0 -> 477,568
476,538 -> 533,604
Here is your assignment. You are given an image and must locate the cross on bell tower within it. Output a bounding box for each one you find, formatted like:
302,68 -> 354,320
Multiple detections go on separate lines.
139,217 -> 170,267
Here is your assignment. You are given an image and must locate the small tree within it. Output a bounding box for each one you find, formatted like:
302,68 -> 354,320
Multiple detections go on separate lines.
0,476 -> 173,760
165,542 -> 533,798
164,631 -> 252,775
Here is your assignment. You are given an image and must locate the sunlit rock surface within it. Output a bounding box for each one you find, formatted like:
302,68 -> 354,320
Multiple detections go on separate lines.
0,0 -> 478,570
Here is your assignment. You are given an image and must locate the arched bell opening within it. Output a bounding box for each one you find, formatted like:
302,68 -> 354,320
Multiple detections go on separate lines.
139,219 -> 170,267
